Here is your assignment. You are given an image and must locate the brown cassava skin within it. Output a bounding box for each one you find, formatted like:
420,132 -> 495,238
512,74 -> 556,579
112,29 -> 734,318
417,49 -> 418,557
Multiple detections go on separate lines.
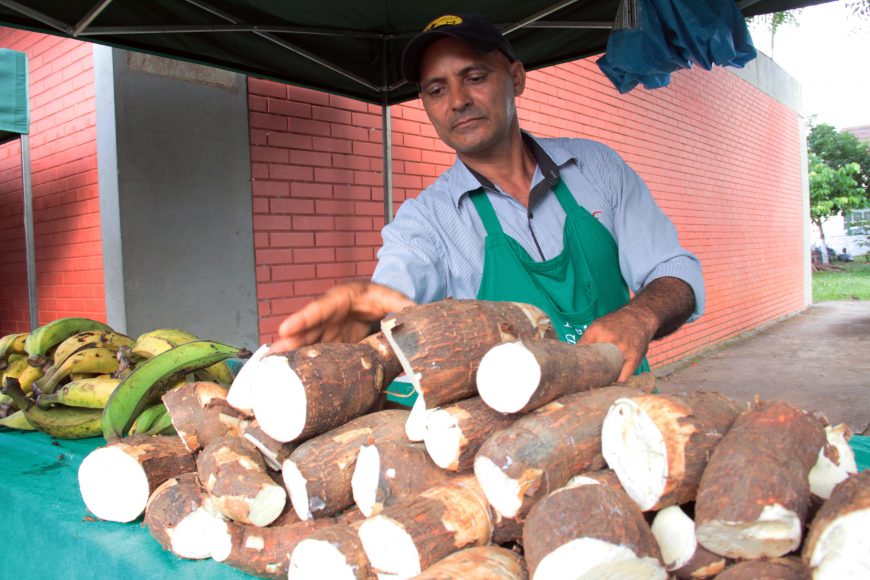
355,440 -> 456,516
273,342 -> 388,441
802,470 -> 870,566
715,557 -> 810,580
218,518 -> 335,578
293,522 -> 375,580
475,386 -> 642,520
414,545 -> 528,580
242,419 -> 295,471
92,435 -> 196,502
359,331 -> 403,385
481,340 -> 623,413
162,381 -> 247,452
695,400 -> 827,558
197,435 -> 285,526
381,299 -> 555,408
522,480 -> 663,579
609,392 -> 743,510
285,409 -> 409,519
363,475 -> 493,573
426,397 -> 519,472
145,473 -> 222,556
672,547 -> 728,580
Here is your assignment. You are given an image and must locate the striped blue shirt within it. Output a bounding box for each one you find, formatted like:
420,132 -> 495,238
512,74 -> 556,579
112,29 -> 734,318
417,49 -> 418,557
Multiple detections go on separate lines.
372,134 -> 705,321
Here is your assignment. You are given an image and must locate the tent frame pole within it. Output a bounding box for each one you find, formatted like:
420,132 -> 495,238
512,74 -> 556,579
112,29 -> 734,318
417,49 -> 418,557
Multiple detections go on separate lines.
21,134 -> 38,329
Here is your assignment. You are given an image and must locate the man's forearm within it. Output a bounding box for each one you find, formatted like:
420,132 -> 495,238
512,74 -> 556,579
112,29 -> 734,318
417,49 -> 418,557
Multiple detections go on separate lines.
624,276 -> 696,340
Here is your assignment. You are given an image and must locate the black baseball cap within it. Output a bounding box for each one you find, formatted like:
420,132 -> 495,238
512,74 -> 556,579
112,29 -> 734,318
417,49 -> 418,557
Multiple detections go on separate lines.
402,13 -> 517,83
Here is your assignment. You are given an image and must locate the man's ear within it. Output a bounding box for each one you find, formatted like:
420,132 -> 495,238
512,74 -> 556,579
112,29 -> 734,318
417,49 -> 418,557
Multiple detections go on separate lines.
510,61 -> 526,97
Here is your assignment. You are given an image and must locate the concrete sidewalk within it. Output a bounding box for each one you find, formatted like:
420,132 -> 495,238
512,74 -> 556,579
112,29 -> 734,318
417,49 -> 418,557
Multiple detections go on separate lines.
656,301 -> 870,435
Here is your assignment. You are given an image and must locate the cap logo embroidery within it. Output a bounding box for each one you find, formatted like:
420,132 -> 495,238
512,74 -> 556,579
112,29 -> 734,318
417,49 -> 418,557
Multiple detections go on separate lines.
424,15 -> 463,31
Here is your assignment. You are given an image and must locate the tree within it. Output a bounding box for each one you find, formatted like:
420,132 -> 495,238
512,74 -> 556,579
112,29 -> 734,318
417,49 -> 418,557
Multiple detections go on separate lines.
808,123 -> 870,197
809,154 -> 865,264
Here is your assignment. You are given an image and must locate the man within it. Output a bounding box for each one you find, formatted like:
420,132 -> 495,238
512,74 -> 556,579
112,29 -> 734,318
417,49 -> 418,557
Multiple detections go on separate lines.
272,14 -> 704,382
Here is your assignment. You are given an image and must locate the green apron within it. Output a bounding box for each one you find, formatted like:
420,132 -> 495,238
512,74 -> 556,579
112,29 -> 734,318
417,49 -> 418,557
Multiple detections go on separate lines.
471,178 -> 650,374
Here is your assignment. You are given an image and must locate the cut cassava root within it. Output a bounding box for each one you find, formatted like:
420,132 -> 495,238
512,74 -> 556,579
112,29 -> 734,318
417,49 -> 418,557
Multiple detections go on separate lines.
162,381 -> 247,452
477,339 -> 623,413
351,440 -> 454,517
601,392 -> 743,511
802,470 -> 870,579
78,434 -> 196,523
381,299 -> 554,410
423,396 -> 518,471
651,505 -> 728,579
357,475 -> 493,579
288,522 -> 374,580
523,475 -> 665,580
474,386 -> 643,520
197,435 -> 286,526
694,400 -> 827,559
715,557 -> 810,580
414,545 -> 527,580
253,341 -> 392,443
282,409 -> 409,520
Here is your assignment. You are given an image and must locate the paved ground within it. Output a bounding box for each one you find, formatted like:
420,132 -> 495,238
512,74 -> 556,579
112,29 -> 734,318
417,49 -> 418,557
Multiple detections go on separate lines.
656,301 -> 870,435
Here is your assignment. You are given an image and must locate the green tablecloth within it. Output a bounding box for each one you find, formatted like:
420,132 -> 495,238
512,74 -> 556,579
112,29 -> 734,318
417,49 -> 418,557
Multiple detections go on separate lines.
0,429 -> 252,580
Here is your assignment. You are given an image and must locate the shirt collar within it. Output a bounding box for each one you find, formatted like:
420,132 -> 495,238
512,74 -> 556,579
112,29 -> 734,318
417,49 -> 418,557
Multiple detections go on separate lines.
445,132 -> 577,211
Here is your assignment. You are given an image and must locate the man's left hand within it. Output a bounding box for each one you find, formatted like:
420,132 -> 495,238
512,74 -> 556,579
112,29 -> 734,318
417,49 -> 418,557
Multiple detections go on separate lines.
578,305 -> 657,382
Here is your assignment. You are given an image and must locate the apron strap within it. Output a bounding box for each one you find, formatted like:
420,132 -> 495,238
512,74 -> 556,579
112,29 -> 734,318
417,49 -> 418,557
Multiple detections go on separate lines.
469,189 -> 505,236
551,178 -> 582,213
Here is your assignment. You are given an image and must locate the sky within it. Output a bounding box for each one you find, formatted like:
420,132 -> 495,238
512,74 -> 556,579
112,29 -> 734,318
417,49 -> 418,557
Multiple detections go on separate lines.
747,1 -> 870,130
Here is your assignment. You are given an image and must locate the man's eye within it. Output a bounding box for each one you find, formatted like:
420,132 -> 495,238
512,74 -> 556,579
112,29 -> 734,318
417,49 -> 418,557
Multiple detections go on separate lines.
427,86 -> 446,97
468,74 -> 486,83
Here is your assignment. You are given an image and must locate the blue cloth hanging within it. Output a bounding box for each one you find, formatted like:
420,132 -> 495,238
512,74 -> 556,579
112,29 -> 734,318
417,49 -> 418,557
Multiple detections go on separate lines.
597,0 -> 757,94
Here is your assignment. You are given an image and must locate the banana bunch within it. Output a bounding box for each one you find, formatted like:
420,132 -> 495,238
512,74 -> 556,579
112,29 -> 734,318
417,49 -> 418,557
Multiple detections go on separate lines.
102,339 -> 251,440
0,332 -> 40,418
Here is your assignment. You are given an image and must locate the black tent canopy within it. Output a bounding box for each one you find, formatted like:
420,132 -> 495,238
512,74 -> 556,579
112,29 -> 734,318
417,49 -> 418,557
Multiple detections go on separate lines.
0,0 -> 833,106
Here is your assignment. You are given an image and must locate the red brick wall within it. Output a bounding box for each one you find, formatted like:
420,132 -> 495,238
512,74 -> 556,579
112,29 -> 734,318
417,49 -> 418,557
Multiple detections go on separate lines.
250,59 -> 806,368
0,29 -> 104,334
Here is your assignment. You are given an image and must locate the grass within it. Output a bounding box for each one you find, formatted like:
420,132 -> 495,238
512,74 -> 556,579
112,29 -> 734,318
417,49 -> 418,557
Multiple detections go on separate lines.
813,259 -> 870,302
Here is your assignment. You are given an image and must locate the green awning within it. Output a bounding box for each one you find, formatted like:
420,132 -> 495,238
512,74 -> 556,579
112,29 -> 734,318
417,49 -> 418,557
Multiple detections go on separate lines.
0,48 -> 28,142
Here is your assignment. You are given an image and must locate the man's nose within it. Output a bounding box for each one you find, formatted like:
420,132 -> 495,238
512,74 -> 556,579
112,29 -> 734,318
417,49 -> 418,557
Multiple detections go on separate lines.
448,82 -> 471,110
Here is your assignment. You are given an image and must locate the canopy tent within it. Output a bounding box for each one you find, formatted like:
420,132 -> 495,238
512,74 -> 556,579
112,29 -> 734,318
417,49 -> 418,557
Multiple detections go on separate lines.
0,48 -> 36,329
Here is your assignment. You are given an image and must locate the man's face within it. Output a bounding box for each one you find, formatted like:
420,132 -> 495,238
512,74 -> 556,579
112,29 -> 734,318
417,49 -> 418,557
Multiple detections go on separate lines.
417,36 -> 525,157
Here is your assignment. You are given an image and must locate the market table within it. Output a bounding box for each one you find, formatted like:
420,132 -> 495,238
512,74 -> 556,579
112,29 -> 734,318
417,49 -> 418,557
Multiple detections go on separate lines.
0,429 -> 252,579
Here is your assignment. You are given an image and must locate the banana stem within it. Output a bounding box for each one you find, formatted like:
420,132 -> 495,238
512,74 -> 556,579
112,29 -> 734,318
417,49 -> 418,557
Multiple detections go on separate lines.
1,378 -> 33,411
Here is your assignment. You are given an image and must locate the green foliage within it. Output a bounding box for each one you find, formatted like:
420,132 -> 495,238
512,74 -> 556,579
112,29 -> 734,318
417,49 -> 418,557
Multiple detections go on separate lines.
809,154 -> 865,228
808,123 -> 870,196
813,261 -> 870,302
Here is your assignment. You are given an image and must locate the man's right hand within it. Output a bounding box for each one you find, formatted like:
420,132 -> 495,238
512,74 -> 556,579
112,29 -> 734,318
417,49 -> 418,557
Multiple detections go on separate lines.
269,281 -> 415,353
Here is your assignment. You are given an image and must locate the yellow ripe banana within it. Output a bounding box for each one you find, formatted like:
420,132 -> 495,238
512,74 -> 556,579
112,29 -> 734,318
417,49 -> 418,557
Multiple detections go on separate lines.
1,379 -> 102,439
36,377 -> 121,409
1,357 -> 30,386
17,365 -> 44,395
131,335 -> 177,359
34,347 -> 120,396
193,361 -> 235,386
0,409 -> 35,431
138,328 -> 199,345
0,352 -> 26,372
0,333 -> 28,361
52,330 -> 135,367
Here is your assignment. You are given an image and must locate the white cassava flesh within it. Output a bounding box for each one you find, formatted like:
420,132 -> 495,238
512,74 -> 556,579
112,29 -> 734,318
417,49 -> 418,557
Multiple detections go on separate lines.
697,503 -> 802,559
79,446 -> 151,523
651,505 -> 698,571
808,508 -> 870,579
226,343 -> 270,414
404,394 -> 432,442
351,444 -> 380,517
247,485 -> 288,527
423,408 -> 463,469
473,455 -> 524,518
174,509 -> 232,560
288,538 -> 360,580
282,459 -> 312,520
476,341 -> 541,413
251,355 -> 307,443
809,424 -> 857,499
534,537 -> 666,580
600,398 -> 667,511
358,515 -> 421,579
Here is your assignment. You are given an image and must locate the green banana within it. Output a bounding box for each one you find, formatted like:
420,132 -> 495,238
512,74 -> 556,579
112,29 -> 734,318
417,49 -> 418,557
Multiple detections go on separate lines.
25,318 -> 114,367
128,402 -> 175,436
0,333 -> 28,361
33,347 -> 120,396
36,377 -> 121,409
1,378 -> 102,439
52,330 -> 135,367
133,328 -> 234,386
0,409 -> 35,431
101,340 -> 251,441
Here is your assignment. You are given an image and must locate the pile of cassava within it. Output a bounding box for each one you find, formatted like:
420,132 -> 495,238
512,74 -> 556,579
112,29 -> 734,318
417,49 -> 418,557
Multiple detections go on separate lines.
77,299 -> 867,579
